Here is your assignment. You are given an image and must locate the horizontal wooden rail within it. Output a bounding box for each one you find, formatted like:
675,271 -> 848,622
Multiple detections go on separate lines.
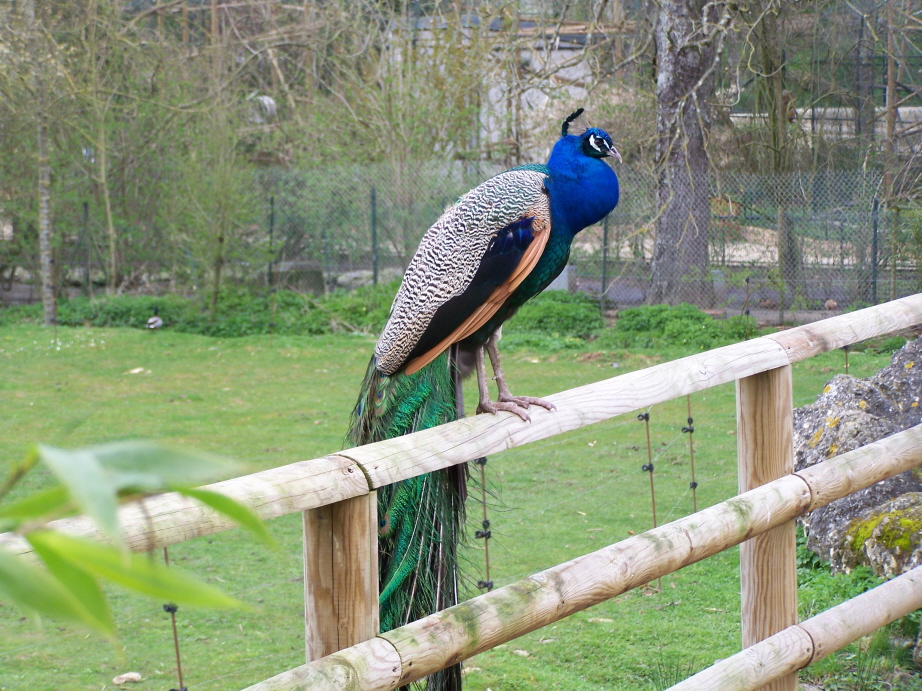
241,424 -> 922,691
3,294 -> 921,559
665,565 -> 922,691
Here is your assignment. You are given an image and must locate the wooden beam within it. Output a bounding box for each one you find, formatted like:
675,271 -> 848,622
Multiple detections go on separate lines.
736,366 -> 797,691
4,296 -> 922,560
765,294 -> 922,361
304,493 -> 379,661
666,565 -> 922,691
241,425 -> 922,691
0,455 -> 370,559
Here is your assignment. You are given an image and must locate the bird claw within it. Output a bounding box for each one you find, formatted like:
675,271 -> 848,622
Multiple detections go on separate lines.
477,400 -> 532,422
498,394 -> 556,412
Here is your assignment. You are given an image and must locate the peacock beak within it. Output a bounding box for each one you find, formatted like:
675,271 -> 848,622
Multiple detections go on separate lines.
606,143 -> 622,163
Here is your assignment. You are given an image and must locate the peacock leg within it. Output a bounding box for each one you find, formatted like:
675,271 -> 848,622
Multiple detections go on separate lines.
486,331 -> 556,414
475,344 -> 531,422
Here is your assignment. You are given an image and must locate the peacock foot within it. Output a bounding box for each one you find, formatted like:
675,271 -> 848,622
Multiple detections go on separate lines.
477,398 -> 533,422
498,393 -> 556,412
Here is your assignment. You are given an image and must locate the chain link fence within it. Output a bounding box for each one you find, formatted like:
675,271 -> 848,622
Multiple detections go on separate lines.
2,164 -> 919,324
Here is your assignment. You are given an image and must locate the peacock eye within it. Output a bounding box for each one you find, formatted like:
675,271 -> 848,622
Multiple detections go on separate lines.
588,135 -> 601,152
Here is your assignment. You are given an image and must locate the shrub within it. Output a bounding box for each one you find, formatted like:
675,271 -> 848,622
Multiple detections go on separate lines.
0,282 -> 401,339
598,303 -> 758,350
661,317 -> 723,349
508,291 -> 603,337
614,303 -> 710,333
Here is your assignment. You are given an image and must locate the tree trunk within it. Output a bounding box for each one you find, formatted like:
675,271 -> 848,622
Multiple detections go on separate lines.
37,79 -> 56,326
755,4 -> 803,310
648,0 -> 717,307
27,0 -> 56,326
210,229 -> 224,322
99,121 -> 119,295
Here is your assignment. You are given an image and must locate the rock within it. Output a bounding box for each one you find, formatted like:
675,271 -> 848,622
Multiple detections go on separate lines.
335,268 -> 403,290
795,337 -> 922,572
112,672 -> 142,684
839,493 -> 922,577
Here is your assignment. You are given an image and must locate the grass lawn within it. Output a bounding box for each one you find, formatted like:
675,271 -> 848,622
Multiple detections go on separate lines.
0,322 -> 898,690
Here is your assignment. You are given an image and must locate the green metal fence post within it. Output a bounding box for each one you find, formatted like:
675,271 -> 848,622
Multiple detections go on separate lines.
872,197 -> 879,304
371,187 -> 378,286
267,195 -> 275,290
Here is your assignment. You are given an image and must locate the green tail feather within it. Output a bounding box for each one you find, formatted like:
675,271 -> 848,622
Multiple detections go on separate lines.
348,352 -> 467,691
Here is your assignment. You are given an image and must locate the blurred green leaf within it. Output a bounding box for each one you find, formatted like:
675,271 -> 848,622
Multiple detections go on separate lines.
29,532 -> 244,609
0,485 -> 71,523
0,547 -> 112,637
176,488 -> 277,549
0,452 -> 39,502
27,531 -> 114,639
85,441 -> 241,491
34,445 -> 121,547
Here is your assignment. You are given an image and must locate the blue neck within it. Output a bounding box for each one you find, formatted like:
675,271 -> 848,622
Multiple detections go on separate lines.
545,135 -> 620,236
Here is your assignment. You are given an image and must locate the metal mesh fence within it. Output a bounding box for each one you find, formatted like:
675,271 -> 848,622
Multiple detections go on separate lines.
2,163 -> 919,323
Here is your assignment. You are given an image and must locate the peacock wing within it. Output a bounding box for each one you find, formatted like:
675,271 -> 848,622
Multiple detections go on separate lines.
374,169 -> 551,376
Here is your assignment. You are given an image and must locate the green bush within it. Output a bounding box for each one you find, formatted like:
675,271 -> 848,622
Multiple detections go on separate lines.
508,291 -> 603,337
0,281 -> 401,338
595,303 -> 760,351
1,289 -> 764,354
661,317 -> 723,349
876,336 -> 909,354
614,303 -> 710,333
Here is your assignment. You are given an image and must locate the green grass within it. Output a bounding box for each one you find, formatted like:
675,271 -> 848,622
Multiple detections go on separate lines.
0,323 -> 903,690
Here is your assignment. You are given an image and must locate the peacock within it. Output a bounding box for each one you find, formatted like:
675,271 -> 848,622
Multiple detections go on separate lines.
347,109 -> 620,690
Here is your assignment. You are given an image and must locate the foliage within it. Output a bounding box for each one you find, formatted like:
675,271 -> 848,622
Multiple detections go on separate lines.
796,526 -> 884,619
0,442 -> 274,641
0,291 -> 775,356
507,291 -> 604,338
614,303 -> 712,333
0,286 -> 609,343
0,282 -> 402,337
877,336 -> 911,354
594,303 -> 761,350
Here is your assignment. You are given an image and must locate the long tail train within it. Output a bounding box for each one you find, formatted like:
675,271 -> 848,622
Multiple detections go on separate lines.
348,351 -> 466,691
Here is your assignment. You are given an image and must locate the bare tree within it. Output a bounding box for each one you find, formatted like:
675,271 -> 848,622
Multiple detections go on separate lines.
0,0 -> 58,324
648,0 -> 730,306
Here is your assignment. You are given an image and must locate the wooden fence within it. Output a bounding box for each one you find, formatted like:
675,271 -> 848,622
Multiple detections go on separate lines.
5,295 -> 922,690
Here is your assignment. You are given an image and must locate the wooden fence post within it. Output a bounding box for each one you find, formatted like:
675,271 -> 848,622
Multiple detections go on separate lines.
736,365 -> 797,691
303,492 -> 379,661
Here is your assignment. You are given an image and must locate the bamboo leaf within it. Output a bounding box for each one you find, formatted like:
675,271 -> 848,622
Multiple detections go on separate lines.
34,445 -> 121,547
0,485 -> 71,523
0,546 -> 113,638
30,532 -> 244,609
175,487 -> 277,549
26,531 -> 114,639
86,441 -> 241,491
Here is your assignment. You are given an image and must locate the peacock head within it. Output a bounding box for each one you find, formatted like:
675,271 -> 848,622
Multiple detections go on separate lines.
561,108 -> 622,163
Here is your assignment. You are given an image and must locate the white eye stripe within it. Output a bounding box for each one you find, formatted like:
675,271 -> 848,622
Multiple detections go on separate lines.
588,134 -> 601,152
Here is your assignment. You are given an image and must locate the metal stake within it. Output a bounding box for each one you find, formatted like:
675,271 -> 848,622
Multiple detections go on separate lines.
683,395 -> 698,514
742,277 -> 752,340
638,412 -> 661,592
474,457 -> 492,591
163,547 -> 187,691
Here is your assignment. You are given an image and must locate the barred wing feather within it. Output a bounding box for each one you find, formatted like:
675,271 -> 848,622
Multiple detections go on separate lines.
374,169 -> 551,376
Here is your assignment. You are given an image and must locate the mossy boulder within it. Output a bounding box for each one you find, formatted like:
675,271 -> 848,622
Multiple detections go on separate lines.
794,337 -> 922,573
841,493 -> 922,578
